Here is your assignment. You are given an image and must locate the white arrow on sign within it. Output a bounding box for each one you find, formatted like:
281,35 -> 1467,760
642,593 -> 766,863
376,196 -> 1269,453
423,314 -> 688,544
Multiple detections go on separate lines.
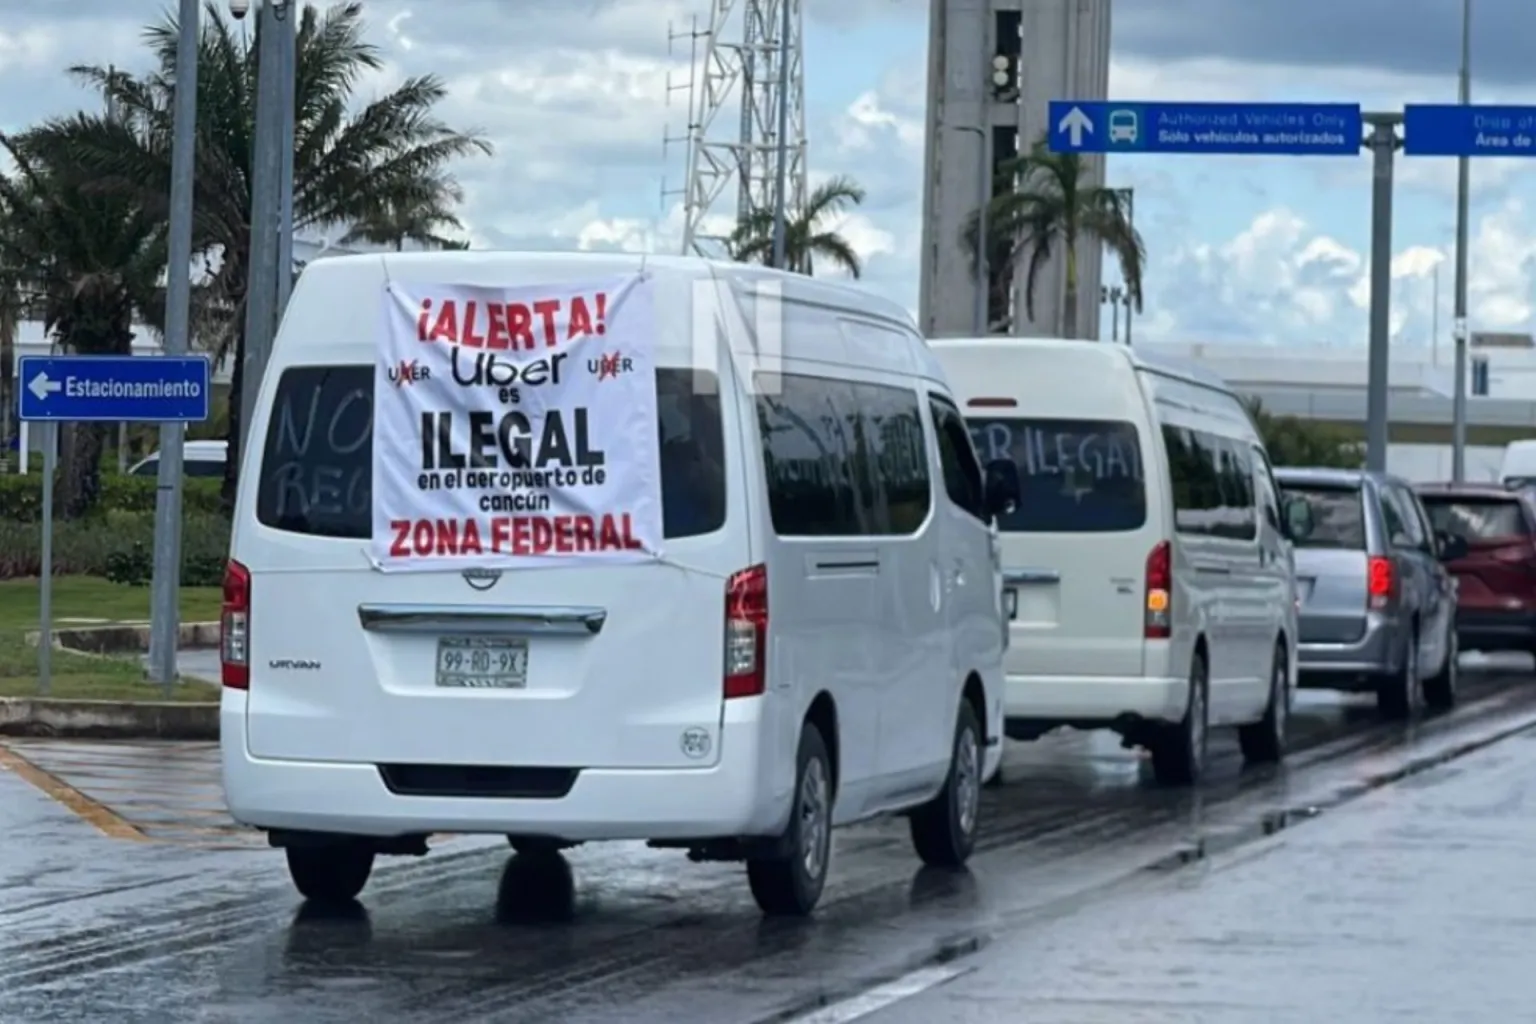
1058,106 -> 1093,146
28,371 -> 61,401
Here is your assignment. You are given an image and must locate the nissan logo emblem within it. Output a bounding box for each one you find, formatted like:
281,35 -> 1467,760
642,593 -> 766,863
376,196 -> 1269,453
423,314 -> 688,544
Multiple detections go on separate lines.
462,568 -> 502,591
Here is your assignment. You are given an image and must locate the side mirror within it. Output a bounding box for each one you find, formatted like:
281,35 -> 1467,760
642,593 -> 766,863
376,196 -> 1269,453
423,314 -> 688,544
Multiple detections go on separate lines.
1436,530 -> 1468,561
983,458 -> 1020,519
1281,494 -> 1314,542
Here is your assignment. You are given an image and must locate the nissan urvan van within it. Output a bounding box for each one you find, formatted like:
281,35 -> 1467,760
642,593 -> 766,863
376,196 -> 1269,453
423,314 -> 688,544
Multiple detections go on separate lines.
221,252 -> 1018,916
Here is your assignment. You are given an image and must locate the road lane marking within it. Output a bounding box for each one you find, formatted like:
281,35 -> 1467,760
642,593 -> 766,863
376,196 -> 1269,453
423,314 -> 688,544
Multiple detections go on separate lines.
0,743 -> 145,841
783,965 -> 971,1024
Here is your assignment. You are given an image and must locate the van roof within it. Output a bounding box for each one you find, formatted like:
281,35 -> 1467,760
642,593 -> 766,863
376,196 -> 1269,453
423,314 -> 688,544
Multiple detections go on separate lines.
925,336 -> 1234,396
288,250 -> 940,382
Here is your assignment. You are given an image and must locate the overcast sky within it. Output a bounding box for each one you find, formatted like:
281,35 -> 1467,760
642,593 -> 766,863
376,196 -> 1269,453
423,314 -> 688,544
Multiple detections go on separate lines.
0,0 -> 1533,347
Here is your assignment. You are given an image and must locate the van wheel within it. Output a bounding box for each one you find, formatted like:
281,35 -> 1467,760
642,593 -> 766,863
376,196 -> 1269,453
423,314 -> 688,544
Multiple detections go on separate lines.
1150,651 -> 1208,786
286,845 -> 374,904
909,699 -> 982,868
1377,630 -> 1419,720
747,722 -> 833,916
1238,642 -> 1289,765
1423,626 -> 1458,711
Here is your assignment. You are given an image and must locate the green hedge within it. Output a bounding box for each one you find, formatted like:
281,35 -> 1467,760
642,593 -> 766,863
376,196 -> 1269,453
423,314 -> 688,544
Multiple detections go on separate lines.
0,476 -> 225,522
0,510 -> 230,585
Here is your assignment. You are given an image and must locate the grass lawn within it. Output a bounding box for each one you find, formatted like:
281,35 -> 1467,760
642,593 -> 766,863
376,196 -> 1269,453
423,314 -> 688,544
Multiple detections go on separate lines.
0,577 -> 223,702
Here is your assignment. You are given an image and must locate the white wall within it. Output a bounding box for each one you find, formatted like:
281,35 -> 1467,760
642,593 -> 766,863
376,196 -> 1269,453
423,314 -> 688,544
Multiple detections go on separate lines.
1386,443 -> 1504,483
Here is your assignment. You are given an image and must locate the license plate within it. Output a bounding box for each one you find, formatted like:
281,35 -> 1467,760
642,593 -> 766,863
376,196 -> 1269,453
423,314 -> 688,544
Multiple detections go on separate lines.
1003,588 -> 1018,619
435,637 -> 528,689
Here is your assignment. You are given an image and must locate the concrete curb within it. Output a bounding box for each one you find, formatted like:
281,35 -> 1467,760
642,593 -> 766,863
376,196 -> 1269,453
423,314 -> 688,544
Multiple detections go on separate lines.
27,621 -> 220,653
3,621 -> 223,740
0,696 -> 218,740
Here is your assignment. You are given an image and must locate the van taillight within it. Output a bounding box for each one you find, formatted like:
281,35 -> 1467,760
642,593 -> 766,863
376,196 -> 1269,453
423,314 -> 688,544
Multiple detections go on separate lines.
1145,541 -> 1171,639
1367,556 -> 1394,610
724,564 -> 767,699
221,560 -> 251,689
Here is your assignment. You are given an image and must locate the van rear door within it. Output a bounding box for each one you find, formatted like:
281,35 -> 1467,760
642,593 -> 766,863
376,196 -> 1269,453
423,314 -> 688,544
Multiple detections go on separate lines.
238,360 -> 748,771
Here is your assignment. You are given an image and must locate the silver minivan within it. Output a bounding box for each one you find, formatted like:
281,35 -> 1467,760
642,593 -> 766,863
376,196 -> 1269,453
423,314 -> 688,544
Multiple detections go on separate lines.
1275,468 -> 1462,719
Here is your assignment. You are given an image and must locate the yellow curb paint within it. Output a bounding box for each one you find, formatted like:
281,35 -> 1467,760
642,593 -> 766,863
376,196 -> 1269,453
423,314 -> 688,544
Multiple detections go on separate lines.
0,743 -> 146,841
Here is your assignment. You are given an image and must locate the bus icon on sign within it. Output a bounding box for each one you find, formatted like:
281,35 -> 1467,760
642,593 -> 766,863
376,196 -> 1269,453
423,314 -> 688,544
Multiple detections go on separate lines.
1108,110 -> 1138,143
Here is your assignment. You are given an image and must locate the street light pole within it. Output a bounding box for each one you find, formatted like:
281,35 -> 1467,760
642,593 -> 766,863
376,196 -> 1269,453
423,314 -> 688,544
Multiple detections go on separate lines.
146,0 -> 201,688
238,0 -> 287,459
274,6 -> 296,316
1451,0 -> 1472,481
1362,112 -> 1403,473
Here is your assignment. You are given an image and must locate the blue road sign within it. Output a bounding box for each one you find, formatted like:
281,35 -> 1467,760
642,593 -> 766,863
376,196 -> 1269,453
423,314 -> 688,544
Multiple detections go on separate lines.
1047,101 -> 1362,156
1403,105 -> 1536,156
17,355 -> 211,422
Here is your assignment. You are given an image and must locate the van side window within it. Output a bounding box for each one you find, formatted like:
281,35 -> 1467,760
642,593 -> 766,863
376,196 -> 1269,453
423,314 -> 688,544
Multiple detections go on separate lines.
849,381 -> 932,534
1215,439 -> 1256,541
254,365 -> 729,540
928,395 -> 987,522
1162,425 -> 1254,539
754,372 -> 864,535
1251,446 -> 1282,532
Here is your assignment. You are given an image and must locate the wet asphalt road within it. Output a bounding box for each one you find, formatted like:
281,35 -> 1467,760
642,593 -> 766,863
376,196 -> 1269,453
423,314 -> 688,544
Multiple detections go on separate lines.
3,662 -> 1536,1023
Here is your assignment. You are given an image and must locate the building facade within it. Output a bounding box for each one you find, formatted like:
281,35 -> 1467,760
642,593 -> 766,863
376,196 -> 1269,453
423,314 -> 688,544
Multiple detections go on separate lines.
919,0 -> 1111,340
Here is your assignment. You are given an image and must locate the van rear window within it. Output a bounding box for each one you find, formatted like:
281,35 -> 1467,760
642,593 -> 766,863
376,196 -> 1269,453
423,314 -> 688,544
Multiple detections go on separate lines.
1421,496 -> 1530,541
1277,485 -> 1365,548
966,417 -> 1146,532
255,365 -> 725,540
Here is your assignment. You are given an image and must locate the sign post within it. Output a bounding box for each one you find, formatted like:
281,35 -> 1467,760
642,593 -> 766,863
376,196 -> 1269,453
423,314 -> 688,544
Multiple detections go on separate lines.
17,354 -> 212,697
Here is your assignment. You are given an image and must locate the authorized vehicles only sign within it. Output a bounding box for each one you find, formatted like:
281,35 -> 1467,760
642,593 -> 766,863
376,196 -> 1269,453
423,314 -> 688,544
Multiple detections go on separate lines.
371,274 -> 662,571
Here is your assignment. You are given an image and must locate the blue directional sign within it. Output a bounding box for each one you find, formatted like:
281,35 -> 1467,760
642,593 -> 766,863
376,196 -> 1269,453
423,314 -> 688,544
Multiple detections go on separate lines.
17,355 -> 211,422
1047,101 -> 1362,156
1403,105 -> 1536,156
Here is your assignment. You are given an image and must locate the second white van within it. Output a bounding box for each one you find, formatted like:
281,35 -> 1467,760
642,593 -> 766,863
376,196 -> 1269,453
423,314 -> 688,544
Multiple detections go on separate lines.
221,252 -> 1017,916
928,337 -> 1298,785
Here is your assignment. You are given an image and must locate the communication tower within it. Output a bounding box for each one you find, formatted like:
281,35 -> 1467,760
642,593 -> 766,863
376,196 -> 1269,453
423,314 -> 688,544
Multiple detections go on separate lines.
662,0 -> 807,258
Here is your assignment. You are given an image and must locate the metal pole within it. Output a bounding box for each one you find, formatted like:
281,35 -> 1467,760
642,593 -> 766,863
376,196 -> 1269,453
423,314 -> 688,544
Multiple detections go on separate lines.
768,0 -> 791,269
239,0 -> 283,459
1451,0 -> 1472,481
1432,264 -> 1440,365
147,0 -> 201,690
1363,113 -> 1401,473
38,423 -> 53,696
274,3 -> 296,316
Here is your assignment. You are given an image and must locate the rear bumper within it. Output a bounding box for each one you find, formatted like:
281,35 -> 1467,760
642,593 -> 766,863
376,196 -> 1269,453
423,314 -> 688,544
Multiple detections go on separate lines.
1456,608 -> 1536,652
1298,613 -> 1399,683
220,692 -> 791,842
1003,673 -> 1189,736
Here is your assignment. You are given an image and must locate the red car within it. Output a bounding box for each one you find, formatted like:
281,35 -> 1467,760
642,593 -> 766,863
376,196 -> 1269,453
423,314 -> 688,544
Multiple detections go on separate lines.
1415,483 -> 1536,655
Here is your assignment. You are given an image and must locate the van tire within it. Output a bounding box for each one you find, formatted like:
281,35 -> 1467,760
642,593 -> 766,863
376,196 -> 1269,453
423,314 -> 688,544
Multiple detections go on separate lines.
1238,642 -> 1289,765
747,723 -> 833,916
1377,630 -> 1419,720
286,845 -> 374,904
909,699 -> 982,868
1423,626 -> 1458,711
1150,651 -> 1208,787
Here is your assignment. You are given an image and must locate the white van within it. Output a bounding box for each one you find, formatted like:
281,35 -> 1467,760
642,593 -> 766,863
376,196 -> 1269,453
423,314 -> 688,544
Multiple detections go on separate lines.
221,252 -> 1014,916
927,337 -> 1298,785
128,438 -> 227,478
1499,440 -> 1536,488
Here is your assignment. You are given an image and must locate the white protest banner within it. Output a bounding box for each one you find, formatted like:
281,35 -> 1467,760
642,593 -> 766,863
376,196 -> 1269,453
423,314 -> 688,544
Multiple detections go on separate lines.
371,274 -> 662,571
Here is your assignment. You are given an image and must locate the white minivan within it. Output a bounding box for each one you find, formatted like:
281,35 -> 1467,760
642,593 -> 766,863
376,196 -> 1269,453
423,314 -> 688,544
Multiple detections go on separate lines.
221,251 -> 1015,916
927,337 -> 1298,785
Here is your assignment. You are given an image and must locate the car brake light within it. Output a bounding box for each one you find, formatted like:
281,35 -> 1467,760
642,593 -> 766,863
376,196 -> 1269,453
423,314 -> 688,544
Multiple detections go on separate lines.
1367,555 -> 1394,610
221,560 -> 251,689
1145,541 -> 1171,639
724,564 -> 767,699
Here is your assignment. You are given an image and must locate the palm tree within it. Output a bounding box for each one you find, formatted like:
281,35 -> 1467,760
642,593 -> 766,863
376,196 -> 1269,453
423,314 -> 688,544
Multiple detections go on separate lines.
729,176 -> 865,277
341,180 -> 468,251
0,136 -> 166,514
30,1 -> 491,509
963,134 -> 1144,338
